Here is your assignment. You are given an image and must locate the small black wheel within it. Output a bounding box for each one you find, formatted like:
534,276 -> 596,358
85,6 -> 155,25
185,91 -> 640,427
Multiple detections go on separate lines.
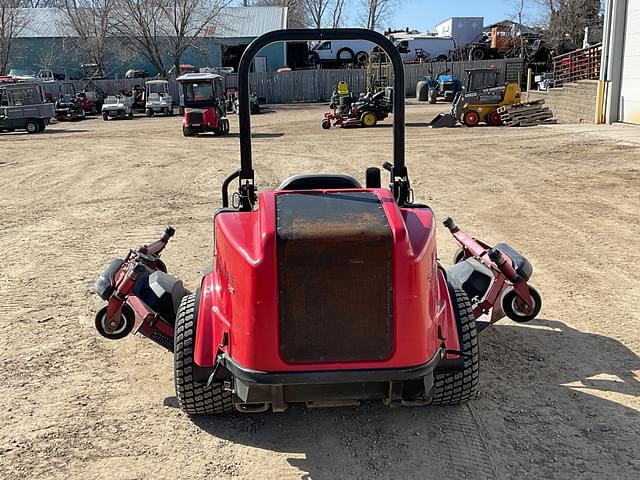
102,113 -> 108,121
321,119 -> 331,130
95,303 -> 135,340
429,286 -> 479,405
502,285 -> 542,323
183,127 -> 192,137
146,108 -> 153,117
174,293 -> 234,415
453,248 -> 466,264
25,120 -> 40,134
155,259 -> 168,273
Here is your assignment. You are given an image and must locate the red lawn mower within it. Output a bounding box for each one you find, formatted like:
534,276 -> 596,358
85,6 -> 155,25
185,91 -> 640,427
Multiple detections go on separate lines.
94,29 -> 542,416
177,73 -> 230,137
322,87 -> 393,129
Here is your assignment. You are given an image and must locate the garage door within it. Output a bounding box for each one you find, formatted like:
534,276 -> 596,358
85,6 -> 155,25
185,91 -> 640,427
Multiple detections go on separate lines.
620,0 -> 640,123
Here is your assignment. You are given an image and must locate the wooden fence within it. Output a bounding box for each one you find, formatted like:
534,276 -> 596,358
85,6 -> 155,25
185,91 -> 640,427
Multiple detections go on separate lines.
45,58 -> 524,104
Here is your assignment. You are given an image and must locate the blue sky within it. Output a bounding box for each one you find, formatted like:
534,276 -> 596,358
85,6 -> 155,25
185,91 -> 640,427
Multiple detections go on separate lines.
368,0 -> 546,31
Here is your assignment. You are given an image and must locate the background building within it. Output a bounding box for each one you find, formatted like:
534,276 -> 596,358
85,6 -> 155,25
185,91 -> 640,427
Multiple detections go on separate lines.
601,0 -> 639,124
9,6 -> 288,78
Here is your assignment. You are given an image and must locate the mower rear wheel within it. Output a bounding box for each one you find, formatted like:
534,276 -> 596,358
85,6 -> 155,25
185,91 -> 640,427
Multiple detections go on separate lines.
429,287 -> 479,405
361,111 -> 378,127
502,285 -> 541,323
463,111 -> 480,127
174,293 -> 233,416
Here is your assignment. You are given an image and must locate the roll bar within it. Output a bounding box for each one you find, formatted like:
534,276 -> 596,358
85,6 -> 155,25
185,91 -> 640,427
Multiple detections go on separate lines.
231,28 -> 408,210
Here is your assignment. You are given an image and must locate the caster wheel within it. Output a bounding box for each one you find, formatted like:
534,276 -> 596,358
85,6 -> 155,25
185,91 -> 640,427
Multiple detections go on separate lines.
502,285 -> 542,323
95,303 -> 135,340
321,119 -> 331,130
453,248 -> 466,264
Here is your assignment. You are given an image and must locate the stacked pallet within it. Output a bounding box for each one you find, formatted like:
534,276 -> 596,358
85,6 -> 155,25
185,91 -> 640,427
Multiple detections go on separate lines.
498,100 -> 556,127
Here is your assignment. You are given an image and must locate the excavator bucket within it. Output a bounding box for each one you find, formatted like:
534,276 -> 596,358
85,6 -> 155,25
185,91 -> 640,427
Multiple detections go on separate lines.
428,112 -> 458,128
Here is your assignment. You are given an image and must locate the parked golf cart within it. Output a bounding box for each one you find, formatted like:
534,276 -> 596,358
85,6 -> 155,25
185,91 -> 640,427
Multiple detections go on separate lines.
101,94 -> 134,120
322,86 -> 393,129
94,29 -> 542,416
145,80 -> 173,116
177,72 -> 229,136
0,82 -> 54,133
54,82 -> 85,121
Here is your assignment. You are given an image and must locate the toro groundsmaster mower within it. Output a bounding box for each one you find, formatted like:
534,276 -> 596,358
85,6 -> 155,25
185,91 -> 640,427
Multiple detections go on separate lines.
94,29 -> 542,415
177,72 -> 229,137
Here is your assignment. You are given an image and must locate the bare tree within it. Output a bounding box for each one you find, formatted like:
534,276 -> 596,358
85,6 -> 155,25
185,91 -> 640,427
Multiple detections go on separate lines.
116,0 -> 230,76
60,0 -> 116,75
304,0 -> 329,28
0,1 -> 29,75
534,0 -> 602,51
360,0 -> 394,31
160,0 -> 230,75
331,0 -> 346,27
113,0 -> 168,75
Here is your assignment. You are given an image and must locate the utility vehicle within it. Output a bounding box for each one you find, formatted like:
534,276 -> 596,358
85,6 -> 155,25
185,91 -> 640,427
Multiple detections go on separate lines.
177,72 -> 229,136
94,29 -> 541,415
0,82 -> 54,133
322,87 -> 393,129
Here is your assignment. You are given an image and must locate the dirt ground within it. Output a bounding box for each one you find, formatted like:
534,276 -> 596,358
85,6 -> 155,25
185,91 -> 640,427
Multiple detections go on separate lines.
1,103 -> 639,480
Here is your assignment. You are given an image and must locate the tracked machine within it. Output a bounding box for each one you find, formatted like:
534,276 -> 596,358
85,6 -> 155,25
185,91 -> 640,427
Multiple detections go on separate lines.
93,29 -> 542,415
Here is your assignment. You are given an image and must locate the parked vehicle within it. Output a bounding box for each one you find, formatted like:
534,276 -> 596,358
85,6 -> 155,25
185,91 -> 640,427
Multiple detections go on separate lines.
92,28 -> 542,416
0,83 -> 54,134
306,40 -> 374,66
322,87 -> 393,129
395,37 -> 456,62
145,80 -> 173,116
177,72 -> 229,136
54,82 -> 85,121
125,69 -> 149,79
7,69 -> 35,80
227,88 -> 260,114
101,95 -> 134,120
417,71 -> 462,103
429,68 -> 521,128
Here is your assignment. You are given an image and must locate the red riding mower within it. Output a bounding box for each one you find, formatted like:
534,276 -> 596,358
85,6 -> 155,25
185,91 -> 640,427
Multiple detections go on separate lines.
177,73 -> 230,137
322,86 -> 393,129
94,29 -> 542,416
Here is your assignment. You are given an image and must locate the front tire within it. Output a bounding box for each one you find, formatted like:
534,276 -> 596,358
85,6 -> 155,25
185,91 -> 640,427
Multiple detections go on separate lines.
429,286 -> 479,405
174,293 -> 233,416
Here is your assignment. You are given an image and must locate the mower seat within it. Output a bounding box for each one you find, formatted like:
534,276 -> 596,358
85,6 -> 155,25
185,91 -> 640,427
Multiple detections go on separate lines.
278,174 -> 361,191
495,243 -> 533,280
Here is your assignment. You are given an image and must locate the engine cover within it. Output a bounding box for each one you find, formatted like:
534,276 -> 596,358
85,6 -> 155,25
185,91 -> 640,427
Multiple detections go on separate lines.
276,192 -> 393,363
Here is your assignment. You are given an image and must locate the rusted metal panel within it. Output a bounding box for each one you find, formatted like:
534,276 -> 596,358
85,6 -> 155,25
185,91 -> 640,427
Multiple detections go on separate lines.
276,192 -> 393,363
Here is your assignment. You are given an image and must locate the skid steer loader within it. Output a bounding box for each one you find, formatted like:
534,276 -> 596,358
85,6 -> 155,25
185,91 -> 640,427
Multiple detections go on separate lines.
429,68 -> 521,128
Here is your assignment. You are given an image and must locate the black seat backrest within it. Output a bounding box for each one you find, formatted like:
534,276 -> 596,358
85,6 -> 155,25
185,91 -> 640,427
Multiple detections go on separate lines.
278,174 -> 361,191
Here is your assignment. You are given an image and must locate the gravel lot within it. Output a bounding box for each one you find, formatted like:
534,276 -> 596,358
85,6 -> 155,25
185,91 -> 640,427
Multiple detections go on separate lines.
1,103 -> 639,479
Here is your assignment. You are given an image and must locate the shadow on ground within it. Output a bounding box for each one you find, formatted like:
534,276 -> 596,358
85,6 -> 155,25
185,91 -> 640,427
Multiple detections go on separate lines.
179,319 -> 639,479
